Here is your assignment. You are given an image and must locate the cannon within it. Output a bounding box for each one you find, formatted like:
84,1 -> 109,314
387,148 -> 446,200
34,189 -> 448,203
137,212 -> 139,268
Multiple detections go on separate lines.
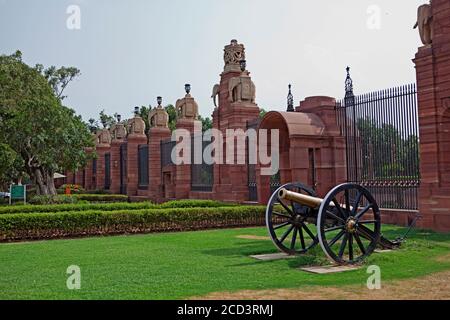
266,182 -> 400,265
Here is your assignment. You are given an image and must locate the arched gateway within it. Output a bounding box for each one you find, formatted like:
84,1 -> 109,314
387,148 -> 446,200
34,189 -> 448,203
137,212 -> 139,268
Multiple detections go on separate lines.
256,97 -> 347,204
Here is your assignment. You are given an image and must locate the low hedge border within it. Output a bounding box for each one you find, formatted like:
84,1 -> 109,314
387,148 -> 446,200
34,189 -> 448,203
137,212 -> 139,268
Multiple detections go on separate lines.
0,200 -> 238,215
72,194 -> 129,203
0,206 -> 266,241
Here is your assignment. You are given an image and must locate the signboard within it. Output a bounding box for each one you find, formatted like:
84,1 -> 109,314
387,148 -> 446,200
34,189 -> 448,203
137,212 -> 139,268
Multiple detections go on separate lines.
9,185 -> 26,204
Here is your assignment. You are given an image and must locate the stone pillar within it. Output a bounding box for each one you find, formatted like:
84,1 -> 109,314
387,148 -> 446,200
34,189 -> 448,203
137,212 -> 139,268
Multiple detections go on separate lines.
110,122 -> 127,194
148,105 -> 171,202
413,0 -> 450,232
94,129 -> 112,191
212,40 -> 260,202
126,114 -> 147,197
175,118 -> 202,199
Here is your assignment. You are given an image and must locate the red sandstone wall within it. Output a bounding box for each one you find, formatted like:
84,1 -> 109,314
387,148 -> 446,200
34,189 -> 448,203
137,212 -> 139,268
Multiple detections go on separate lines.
414,0 -> 450,232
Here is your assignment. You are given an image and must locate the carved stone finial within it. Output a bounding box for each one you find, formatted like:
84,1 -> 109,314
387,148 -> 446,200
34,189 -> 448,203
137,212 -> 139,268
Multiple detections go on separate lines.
287,84 -> 295,112
345,67 -> 354,97
414,1 -> 433,45
96,128 -> 112,147
223,40 -> 246,73
148,105 -> 169,129
176,86 -> 199,120
128,113 -> 146,136
111,122 -> 127,140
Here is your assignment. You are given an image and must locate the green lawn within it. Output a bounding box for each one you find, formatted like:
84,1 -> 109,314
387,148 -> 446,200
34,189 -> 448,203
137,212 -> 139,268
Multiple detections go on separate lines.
0,226 -> 449,300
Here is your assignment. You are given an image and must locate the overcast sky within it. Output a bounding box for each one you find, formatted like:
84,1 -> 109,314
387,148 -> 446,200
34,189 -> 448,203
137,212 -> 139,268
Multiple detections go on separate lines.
0,0 -> 425,121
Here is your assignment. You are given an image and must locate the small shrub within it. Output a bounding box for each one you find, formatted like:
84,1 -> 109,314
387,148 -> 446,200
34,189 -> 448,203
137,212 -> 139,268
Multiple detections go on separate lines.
57,184 -> 85,195
28,195 -> 85,205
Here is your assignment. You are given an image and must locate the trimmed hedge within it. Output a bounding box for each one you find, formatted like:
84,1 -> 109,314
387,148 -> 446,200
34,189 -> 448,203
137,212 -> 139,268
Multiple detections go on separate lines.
72,194 -> 129,203
0,200 -> 237,215
28,195 -> 87,205
0,206 -> 266,241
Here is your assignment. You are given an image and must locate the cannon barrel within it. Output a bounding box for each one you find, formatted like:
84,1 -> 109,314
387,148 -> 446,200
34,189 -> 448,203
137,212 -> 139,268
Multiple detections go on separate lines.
278,188 -> 353,211
278,188 -> 323,209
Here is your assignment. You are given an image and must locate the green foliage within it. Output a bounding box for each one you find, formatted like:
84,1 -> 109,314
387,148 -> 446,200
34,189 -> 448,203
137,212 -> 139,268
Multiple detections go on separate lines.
0,206 -> 266,241
259,108 -> 267,118
28,195 -> 85,205
165,104 -> 177,131
0,51 -> 94,195
0,199 -> 238,214
99,109 -> 118,129
198,115 -> 213,132
356,118 -> 420,180
0,226 -> 449,299
35,64 -> 81,100
72,194 -> 129,203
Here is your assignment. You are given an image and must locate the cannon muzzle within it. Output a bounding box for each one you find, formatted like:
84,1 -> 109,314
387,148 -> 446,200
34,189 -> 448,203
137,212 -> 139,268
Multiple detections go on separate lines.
278,188 -> 323,209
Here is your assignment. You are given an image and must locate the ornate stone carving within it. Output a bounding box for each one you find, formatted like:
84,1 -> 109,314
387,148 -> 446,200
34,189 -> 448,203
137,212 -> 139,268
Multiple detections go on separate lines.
111,123 -> 127,140
176,94 -> 199,120
148,106 -> 169,128
414,1 -> 433,45
228,73 -> 256,104
128,115 -> 146,135
211,84 -> 220,107
223,40 -> 246,73
96,129 -> 111,146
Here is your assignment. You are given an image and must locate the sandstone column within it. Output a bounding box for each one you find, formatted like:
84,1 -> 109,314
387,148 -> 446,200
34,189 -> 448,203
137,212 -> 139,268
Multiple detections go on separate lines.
413,0 -> 450,232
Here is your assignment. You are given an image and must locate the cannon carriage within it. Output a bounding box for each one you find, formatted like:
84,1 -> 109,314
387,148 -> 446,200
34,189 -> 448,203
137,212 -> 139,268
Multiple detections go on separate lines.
266,182 -> 400,265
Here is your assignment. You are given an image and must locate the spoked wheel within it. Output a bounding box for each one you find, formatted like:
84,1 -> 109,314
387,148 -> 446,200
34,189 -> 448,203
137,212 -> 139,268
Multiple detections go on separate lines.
317,183 -> 381,265
266,183 -> 319,255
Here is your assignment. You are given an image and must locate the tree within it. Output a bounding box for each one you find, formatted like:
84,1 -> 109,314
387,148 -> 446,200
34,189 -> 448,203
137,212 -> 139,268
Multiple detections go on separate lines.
35,64 -> 81,100
99,109 -> 117,129
198,115 -> 212,132
0,51 -> 94,195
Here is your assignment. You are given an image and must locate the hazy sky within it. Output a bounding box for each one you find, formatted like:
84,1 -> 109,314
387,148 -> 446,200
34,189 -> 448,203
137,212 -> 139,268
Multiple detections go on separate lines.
0,0 -> 425,121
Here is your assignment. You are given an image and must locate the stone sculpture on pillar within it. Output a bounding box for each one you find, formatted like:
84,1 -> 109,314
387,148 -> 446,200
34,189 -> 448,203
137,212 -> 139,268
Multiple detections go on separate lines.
223,39 -> 246,73
228,60 -> 256,104
127,107 -> 146,136
96,128 -> 112,147
110,114 -> 127,140
175,84 -> 199,120
414,1 -> 433,45
211,84 -> 220,108
148,97 -> 169,128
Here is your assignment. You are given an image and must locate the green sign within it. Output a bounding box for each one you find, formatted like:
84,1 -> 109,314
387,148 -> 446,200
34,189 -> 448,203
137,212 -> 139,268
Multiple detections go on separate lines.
9,185 -> 26,204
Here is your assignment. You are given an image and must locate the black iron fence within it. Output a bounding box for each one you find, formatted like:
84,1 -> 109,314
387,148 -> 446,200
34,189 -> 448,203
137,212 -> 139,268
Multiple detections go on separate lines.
161,139 -> 176,167
336,83 -> 420,210
120,143 -> 127,195
104,153 -> 111,190
138,145 -> 149,189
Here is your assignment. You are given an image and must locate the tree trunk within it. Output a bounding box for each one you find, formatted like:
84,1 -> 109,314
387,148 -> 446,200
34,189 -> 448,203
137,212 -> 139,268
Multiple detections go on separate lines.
33,168 -> 57,196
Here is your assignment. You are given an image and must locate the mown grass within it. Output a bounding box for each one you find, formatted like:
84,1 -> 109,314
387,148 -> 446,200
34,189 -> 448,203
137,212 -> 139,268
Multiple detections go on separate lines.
0,225 -> 449,300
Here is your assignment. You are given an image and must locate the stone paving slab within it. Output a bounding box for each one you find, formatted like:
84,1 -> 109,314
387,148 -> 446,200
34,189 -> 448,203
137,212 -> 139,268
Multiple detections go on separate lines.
250,253 -> 297,261
300,265 -> 362,274
374,249 -> 394,253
